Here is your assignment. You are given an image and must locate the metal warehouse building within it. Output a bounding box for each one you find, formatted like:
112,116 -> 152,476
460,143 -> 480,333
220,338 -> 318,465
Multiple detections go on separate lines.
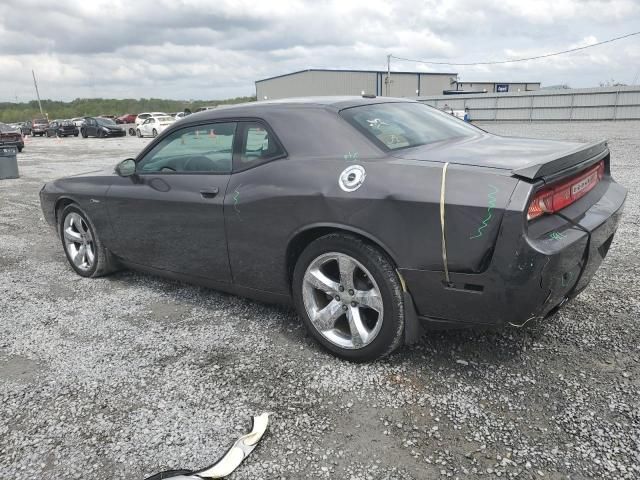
452,81 -> 540,93
255,69 -> 458,100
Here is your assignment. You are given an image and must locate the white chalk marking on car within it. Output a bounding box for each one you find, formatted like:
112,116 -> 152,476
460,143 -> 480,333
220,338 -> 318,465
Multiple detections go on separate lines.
338,165 -> 366,192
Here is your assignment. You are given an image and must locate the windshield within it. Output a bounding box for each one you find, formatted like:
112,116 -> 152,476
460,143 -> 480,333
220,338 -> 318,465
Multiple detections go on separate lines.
340,102 -> 478,151
96,117 -> 116,126
0,123 -> 17,133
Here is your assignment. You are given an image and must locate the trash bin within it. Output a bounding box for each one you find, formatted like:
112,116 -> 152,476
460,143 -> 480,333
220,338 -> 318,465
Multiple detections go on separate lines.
0,146 -> 19,179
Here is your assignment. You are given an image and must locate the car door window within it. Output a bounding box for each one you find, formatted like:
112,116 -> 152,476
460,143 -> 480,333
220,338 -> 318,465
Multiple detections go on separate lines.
137,122 -> 236,174
236,122 -> 285,170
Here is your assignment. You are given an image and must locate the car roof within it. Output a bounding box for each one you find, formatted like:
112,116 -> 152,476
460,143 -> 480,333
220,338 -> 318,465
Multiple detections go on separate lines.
183,96 -> 417,122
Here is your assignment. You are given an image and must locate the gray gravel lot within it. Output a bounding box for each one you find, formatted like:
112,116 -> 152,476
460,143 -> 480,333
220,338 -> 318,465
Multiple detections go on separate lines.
1,122 -> 638,479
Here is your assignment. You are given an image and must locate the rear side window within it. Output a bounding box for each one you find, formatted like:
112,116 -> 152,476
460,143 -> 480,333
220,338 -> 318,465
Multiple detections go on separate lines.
235,122 -> 285,170
340,102 -> 478,151
137,122 -> 236,174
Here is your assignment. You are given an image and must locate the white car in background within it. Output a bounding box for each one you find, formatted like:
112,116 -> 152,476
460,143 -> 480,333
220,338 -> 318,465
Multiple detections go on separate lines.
136,116 -> 175,138
71,117 -> 85,127
135,112 -> 168,126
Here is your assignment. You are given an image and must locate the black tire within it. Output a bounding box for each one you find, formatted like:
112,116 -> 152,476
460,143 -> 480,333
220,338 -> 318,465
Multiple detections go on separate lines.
74,133 -> 79,137
129,127 -> 136,136
136,129 -> 142,138
58,204 -> 117,278
152,128 -> 158,137
17,146 -> 23,152
81,129 -> 88,138
292,233 -> 405,362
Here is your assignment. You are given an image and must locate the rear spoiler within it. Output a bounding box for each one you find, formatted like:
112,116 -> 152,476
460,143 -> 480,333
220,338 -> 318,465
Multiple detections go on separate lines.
512,140 -> 608,181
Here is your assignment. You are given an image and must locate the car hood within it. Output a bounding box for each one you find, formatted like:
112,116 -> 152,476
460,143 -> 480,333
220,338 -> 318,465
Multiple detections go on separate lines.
391,133 -> 584,171
67,167 -> 116,178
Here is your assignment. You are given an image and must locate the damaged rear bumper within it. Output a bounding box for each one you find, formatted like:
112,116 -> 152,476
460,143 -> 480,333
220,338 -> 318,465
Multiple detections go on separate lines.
399,178 -> 627,328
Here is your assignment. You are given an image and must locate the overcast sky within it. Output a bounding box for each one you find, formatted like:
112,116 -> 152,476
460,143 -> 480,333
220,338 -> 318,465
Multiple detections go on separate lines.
0,0 -> 639,101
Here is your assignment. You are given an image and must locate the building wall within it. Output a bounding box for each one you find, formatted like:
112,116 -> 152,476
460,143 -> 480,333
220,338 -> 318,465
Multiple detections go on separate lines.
455,82 -> 541,93
256,71 -> 377,100
256,70 -> 457,99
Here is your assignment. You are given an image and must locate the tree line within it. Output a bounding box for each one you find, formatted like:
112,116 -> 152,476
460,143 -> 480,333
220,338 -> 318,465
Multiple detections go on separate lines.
0,96 -> 256,123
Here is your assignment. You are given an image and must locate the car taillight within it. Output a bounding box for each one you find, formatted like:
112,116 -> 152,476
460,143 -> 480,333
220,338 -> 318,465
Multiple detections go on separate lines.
527,160 -> 605,221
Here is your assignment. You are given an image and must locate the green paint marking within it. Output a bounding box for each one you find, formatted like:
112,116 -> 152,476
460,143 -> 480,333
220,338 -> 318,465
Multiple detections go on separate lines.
469,184 -> 499,240
548,231 -> 567,241
233,184 -> 242,217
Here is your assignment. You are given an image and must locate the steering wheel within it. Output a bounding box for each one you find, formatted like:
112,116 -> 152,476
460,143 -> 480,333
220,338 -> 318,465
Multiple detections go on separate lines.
160,166 -> 176,172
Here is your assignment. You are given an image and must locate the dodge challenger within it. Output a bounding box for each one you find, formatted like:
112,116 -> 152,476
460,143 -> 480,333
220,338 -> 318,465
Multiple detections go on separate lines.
39,97 -> 627,361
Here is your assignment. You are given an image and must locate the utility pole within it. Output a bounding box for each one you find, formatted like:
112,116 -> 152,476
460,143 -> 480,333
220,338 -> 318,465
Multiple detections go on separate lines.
32,70 -> 44,118
386,54 -> 391,96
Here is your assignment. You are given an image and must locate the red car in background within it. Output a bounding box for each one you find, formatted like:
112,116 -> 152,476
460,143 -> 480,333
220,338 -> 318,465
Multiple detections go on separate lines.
116,114 -> 137,124
0,123 -> 25,152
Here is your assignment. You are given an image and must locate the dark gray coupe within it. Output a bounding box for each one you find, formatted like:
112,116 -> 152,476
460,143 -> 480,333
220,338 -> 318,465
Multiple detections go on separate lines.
40,97 -> 626,361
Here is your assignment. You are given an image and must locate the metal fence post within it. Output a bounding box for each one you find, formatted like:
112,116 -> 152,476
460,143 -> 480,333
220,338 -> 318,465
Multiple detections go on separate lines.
613,90 -> 620,121
529,94 -> 534,122
569,94 -> 575,122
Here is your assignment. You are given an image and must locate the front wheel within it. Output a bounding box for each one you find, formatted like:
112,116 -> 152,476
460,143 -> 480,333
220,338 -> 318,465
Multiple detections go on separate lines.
292,233 -> 405,361
152,128 -> 158,137
136,129 -> 142,138
58,204 -> 117,278
81,129 -> 88,138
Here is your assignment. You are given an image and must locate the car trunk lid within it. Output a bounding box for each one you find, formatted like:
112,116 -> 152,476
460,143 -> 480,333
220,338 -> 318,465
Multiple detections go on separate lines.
391,133 -> 607,181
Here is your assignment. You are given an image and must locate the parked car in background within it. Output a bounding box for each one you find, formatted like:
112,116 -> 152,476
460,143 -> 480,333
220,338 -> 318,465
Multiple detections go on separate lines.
71,118 -> 85,128
116,114 -> 137,124
19,121 -> 32,136
195,106 -> 217,112
100,115 -> 116,120
80,117 -> 126,138
135,112 -> 168,126
46,120 -> 80,137
174,112 -> 187,120
136,115 -> 175,138
31,117 -> 49,136
0,122 -> 25,152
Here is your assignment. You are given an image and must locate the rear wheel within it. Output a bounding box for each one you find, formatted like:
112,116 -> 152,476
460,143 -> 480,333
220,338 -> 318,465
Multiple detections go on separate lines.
292,233 -> 405,361
58,204 -> 117,278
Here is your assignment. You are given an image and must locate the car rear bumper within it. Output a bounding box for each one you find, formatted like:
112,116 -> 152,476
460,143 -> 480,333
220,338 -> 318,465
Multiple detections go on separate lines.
399,178 -> 627,328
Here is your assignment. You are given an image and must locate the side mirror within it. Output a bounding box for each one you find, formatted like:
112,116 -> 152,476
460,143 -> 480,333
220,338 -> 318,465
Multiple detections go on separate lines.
115,158 -> 136,177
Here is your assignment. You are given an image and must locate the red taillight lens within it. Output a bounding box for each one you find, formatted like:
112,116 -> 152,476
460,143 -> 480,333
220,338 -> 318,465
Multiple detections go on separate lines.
527,160 -> 605,221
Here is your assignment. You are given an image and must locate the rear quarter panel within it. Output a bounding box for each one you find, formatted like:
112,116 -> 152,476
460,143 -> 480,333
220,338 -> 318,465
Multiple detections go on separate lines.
225,154 -> 519,295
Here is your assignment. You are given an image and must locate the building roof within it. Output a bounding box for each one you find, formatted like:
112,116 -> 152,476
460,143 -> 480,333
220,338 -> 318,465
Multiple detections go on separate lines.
456,80 -> 541,84
255,68 -> 458,83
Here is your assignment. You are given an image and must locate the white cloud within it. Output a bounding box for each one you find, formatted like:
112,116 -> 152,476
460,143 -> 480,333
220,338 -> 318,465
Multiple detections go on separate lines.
0,0 -> 638,101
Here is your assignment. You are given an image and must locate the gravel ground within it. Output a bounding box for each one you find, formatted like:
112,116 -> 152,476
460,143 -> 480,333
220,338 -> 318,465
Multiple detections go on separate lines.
0,122 -> 638,479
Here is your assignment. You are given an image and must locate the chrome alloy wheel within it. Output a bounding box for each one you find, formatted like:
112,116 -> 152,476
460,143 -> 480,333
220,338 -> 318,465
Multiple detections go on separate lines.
63,212 -> 95,271
302,252 -> 384,349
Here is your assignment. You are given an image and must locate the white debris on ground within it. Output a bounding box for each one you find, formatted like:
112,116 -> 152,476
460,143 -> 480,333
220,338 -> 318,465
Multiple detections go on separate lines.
0,122 -> 638,479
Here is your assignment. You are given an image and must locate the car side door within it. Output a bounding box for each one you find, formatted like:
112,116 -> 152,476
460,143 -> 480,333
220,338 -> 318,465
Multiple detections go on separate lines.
84,118 -> 96,136
106,121 -> 236,282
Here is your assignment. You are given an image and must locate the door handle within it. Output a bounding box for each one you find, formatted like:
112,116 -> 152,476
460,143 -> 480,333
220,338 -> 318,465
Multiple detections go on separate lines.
200,187 -> 219,199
